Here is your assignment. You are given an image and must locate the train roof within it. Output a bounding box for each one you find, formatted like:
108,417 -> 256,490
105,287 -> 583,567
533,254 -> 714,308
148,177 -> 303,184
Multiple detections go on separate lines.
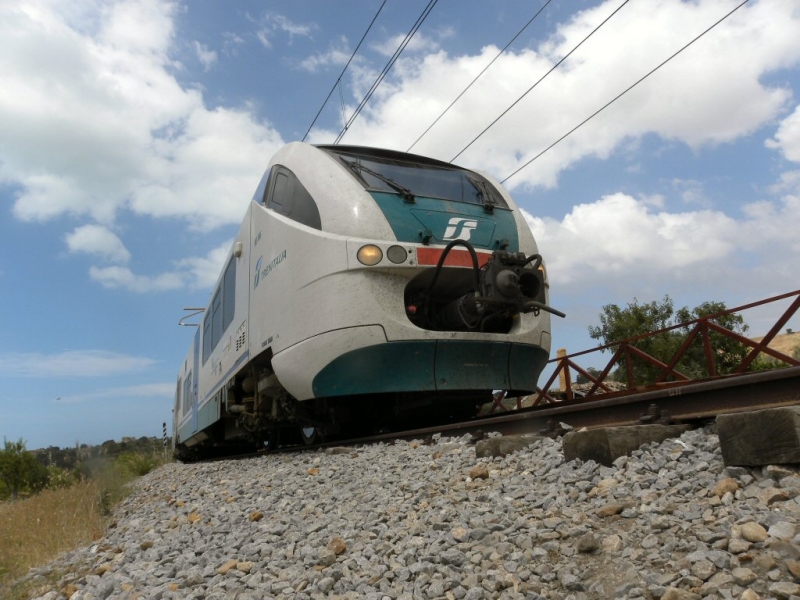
315,145 -> 468,172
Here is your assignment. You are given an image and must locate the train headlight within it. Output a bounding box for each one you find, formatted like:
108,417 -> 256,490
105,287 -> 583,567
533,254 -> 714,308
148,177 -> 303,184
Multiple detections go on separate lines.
357,245 -> 383,266
386,245 -> 407,264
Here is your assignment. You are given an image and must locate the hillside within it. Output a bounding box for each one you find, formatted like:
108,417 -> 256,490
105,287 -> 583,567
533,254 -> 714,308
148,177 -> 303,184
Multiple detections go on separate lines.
753,330 -> 800,358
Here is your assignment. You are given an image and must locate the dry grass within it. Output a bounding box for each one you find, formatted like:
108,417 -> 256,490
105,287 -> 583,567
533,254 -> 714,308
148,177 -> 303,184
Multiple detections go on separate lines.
0,481 -> 107,593
753,331 -> 800,357
0,450 -> 169,599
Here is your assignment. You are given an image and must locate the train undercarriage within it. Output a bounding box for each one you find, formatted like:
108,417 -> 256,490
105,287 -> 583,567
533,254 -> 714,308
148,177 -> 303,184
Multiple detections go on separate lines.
173,352 -> 492,461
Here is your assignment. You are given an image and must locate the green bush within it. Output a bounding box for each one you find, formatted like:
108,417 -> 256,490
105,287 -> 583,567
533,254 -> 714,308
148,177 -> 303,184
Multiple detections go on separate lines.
114,451 -> 162,477
0,439 -> 49,500
45,466 -> 83,490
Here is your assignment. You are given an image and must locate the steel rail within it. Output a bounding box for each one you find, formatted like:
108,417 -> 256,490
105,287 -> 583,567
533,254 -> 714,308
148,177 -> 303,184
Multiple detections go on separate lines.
258,366 -> 799,457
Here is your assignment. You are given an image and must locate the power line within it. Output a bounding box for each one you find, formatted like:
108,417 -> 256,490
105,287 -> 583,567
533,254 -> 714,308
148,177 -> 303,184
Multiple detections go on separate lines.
406,0 -> 554,153
501,0 -> 751,185
301,0 -> 388,143
450,0 -> 632,164
334,0 -> 439,145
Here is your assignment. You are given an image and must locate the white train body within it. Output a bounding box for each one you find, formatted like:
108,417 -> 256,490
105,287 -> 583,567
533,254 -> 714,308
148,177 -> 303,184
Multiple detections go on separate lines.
173,143 -> 555,456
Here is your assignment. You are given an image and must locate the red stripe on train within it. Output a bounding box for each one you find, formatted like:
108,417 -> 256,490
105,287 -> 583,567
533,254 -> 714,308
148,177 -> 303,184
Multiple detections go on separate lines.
416,247 -> 492,268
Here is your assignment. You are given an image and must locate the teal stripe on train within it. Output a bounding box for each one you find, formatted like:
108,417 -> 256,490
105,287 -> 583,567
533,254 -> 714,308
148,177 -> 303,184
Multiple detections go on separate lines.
312,340 -> 548,397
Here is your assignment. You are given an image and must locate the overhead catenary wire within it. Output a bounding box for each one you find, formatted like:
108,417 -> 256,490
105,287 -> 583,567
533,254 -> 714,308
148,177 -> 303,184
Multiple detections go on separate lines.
450,0 -> 631,164
406,0 -> 554,153
301,0 -> 388,143
334,0 -> 439,145
501,0 -> 752,184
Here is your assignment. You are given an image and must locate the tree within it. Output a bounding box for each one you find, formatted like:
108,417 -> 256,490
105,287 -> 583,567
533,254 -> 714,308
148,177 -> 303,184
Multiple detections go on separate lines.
576,367 -> 602,385
0,438 -> 49,500
674,300 -> 749,377
588,297 -> 749,386
588,296 -> 682,385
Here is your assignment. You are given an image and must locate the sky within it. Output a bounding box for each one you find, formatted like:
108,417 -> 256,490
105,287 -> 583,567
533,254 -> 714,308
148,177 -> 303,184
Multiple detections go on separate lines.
1,0 -> 799,450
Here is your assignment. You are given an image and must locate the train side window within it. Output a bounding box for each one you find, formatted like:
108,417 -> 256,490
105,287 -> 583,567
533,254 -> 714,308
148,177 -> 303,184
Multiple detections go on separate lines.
222,257 -> 236,332
265,166 -> 322,230
183,372 -> 192,414
211,288 -> 222,350
201,256 -> 237,365
176,376 -> 182,415
202,312 -> 212,364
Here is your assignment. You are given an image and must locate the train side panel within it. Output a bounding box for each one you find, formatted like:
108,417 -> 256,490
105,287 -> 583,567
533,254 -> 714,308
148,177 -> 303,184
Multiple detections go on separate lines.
173,331 -> 198,447
176,207 -> 251,447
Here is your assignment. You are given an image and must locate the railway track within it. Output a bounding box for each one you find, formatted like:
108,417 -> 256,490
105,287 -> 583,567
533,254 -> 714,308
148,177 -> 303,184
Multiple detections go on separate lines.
209,364 -> 799,460
199,291 -> 800,460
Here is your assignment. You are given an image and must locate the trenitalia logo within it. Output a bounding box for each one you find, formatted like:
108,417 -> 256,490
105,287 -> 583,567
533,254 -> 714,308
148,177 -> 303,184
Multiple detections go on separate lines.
443,217 -> 478,241
253,249 -> 287,289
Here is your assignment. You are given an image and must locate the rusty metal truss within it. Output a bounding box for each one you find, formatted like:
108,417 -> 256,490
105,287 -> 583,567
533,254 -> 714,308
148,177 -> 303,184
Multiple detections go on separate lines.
489,290 -> 800,414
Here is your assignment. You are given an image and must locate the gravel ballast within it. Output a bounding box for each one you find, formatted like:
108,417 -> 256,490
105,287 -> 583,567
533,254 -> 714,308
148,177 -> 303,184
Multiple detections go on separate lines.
21,427 -> 800,599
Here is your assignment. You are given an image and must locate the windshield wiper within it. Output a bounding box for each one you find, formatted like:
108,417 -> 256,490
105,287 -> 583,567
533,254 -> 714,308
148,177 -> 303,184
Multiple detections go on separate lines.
343,159 -> 416,203
466,175 -> 497,213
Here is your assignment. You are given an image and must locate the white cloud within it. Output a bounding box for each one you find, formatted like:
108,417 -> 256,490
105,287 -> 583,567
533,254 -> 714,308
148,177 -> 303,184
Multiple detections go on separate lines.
173,241 -> 232,289
192,40 -> 217,70
521,189 -> 800,292
252,12 -> 316,49
0,350 -> 156,377
370,29 -> 449,58
739,194 -> 800,253
55,382 -> 175,404
270,14 -> 315,39
769,169 -> 800,195
222,31 -> 245,56
766,104 -> 800,163
522,194 -> 737,284
89,265 -> 184,292
668,179 -> 709,207
129,106 -> 281,229
0,0 -> 284,231
308,0 -> 800,190
87,240 -> 231,293
299,36 -> 353,73
3,0 -> 799,306
65,224 -> 131,264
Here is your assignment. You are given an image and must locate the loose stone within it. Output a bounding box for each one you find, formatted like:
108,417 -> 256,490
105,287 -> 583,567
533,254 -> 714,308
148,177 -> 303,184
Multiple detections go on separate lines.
13,427 -> 800,600
740,522 -> 768,543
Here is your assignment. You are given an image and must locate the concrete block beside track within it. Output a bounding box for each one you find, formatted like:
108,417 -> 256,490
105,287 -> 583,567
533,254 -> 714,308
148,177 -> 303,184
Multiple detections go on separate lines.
562,424 -> 691,466
717,406 -> 800,466
475,434 -> 543,458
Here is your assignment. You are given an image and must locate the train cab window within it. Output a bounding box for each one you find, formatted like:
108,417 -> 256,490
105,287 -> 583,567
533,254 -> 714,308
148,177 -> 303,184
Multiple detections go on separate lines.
252,168 -> 271,204
264,166 -> 322,230
325,148 -> 508,209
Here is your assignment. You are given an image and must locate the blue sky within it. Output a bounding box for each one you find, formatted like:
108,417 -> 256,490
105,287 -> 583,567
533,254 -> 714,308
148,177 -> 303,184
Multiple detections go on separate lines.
1,0 -> 799,450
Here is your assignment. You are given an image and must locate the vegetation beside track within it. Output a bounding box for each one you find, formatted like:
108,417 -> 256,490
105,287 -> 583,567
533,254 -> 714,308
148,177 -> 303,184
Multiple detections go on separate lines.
0,439 -> 170,599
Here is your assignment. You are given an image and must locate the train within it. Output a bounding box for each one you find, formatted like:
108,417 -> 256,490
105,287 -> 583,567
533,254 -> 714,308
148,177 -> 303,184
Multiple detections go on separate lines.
172,142 -> 562,459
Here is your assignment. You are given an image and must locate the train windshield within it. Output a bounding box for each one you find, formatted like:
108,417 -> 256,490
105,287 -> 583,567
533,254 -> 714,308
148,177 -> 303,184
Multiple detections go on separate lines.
324,147 -> 508,209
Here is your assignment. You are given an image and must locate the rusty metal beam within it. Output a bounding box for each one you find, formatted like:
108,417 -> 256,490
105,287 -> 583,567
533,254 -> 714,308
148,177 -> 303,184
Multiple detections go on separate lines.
431,366 -> 800,439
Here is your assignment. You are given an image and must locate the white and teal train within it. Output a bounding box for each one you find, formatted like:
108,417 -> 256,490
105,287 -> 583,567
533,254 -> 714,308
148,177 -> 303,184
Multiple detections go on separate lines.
173,142 -> 561,459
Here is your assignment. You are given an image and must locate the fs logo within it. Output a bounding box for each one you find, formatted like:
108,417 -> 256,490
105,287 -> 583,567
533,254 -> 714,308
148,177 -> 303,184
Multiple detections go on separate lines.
443,217 -> 478,241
